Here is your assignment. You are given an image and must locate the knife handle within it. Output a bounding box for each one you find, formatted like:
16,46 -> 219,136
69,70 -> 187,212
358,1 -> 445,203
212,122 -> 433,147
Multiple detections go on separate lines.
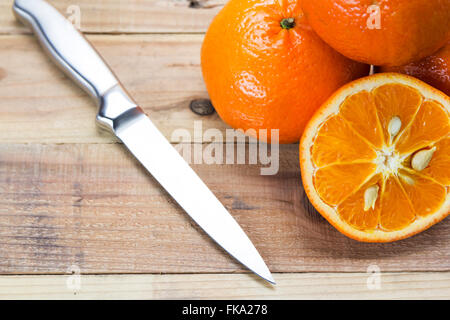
13,0 -> 138,131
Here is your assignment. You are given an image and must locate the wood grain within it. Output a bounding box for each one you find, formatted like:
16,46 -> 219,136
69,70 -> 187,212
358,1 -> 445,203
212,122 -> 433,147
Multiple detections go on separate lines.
0,34 -> 234,143
1,0 -> 225,35
1,1 -> 450,301
1,272 -> 450,299
1,143 -> 450,274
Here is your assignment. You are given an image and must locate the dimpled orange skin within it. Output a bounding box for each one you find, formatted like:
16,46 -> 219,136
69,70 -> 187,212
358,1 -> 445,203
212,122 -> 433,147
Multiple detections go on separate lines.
379,43 -> 450,96
201,0 -> 370,144
302,0 -> 450,67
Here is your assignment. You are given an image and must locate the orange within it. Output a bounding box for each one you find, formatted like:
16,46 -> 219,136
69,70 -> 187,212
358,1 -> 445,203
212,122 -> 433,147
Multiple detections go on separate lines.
201,0 -> 369,144
379,43 -> 450,96
302,0 -> 450,67
300,73 -> 450,242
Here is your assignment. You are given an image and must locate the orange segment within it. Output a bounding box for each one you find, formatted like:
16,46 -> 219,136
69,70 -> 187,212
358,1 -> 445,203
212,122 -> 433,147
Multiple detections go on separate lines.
300,73 -> 450,242
313,163 -> 376,206
396,100 -> 450,154
398,169 -> 446,218
339,91 -> 384,148
372,83 -> 422,145
337,174 -> 383,231
311,115 -> 377,167
421,137 -> 450,185
379,176 -> 415,231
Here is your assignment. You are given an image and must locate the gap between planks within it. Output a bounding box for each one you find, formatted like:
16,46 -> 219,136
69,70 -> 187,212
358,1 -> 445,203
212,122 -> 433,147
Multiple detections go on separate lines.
0,272 -> 449,299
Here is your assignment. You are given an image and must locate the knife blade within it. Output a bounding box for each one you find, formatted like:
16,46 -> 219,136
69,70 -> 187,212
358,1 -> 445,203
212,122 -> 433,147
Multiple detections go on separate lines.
13,0 -> 274,284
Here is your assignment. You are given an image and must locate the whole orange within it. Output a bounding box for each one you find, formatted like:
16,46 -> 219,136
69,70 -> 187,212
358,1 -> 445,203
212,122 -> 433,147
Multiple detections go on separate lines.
302,0 -> 450,67
201,0 -> 369,144
379,43 -> 450,96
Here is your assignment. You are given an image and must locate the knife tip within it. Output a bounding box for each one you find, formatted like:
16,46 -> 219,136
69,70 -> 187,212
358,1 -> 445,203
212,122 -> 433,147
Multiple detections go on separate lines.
258,271 -> 276,285
266,275 -> 276,285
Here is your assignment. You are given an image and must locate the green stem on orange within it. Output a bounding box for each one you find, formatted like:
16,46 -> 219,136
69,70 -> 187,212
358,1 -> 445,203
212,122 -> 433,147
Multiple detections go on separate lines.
280,18 -> 295,30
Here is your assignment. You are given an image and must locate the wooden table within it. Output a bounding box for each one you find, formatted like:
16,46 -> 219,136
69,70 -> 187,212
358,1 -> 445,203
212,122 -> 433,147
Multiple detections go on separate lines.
0,0 -> 449,299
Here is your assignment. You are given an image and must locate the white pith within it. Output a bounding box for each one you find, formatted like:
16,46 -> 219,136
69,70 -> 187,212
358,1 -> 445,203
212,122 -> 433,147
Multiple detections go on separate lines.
374,146 -> 406,178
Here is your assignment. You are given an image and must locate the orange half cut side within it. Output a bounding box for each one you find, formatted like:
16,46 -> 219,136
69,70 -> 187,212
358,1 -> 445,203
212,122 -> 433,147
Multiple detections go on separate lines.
300,73 -> 450,242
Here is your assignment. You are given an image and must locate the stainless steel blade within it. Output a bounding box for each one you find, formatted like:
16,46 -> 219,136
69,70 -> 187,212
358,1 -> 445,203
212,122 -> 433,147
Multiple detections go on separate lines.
115,110 -> 275,284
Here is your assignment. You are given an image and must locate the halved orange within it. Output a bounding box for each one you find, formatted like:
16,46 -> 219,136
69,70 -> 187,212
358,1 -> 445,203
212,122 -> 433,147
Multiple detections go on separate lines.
300,73 -> 450,242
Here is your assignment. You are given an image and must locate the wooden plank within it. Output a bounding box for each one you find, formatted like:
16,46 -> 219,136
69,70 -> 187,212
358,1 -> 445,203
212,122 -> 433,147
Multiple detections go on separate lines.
0,34 -> 234,143
1,143 -> 450,274
0,0 -> 225,35
1,272 -> 450,299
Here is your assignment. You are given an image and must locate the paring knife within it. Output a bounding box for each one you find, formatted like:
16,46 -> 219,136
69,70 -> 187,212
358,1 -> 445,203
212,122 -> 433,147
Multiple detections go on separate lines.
12,0 -> 274,284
